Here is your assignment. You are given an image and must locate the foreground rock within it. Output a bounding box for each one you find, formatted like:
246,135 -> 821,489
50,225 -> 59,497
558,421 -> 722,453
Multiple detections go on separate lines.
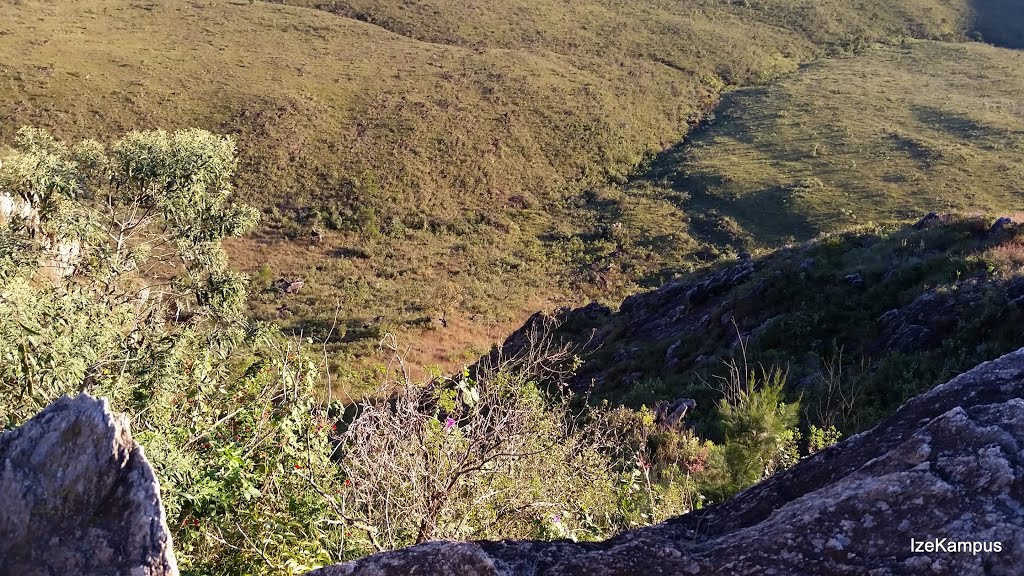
0,394 -> 178,576
310,348 -> 1024,575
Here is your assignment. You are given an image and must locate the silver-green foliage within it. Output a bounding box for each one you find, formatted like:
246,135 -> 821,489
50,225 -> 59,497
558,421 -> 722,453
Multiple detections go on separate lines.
0,127 -> 337,574
0,127 -> 257,423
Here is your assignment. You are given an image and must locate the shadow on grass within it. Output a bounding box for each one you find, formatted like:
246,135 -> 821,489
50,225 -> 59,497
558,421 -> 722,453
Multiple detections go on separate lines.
970,0 -> 1024,48
636,88 -> 819,248
911,105 -> 1012,142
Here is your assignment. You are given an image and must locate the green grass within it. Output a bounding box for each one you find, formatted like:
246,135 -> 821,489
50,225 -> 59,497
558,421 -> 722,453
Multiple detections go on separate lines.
572,39 -> 1024,294
677,40 -> 1024,243
0,0 -> 1014,391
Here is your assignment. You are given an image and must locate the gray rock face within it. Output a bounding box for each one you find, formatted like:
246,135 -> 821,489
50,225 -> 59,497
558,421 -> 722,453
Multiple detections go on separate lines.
309,348 -> 1024,575
913,211 -> 941,230
0,394 -> 178,576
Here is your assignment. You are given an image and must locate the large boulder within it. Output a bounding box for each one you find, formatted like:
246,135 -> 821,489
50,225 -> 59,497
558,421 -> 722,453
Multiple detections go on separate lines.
309,348 -> 1024,575
0,394 -> 178,576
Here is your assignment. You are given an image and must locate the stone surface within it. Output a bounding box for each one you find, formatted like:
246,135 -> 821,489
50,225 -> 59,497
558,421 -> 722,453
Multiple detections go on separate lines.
0,394 -> 179,576
913,211 -> 941,230
989,217 -> 1014,234
310,349 -> 1024,575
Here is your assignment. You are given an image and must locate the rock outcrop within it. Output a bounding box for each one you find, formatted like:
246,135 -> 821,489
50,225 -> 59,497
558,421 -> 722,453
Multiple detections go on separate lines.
875,274 -> 1024,354
487,216 -> 1024,396
309,348 -> 1024,575
0,394 -> 178,576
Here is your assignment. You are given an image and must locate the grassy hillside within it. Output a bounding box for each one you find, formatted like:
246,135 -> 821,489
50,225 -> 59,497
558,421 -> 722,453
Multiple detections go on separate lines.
0,0 -> 1003,392
277,0 -> 966,53
572,39 -> 1024,292
679,40 -> 1024,242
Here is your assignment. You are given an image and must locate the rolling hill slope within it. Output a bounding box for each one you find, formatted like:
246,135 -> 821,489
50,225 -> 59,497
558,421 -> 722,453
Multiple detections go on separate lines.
0,0 -> 1018,390
637,40 -> 1024,247
560,39 -> 1024,296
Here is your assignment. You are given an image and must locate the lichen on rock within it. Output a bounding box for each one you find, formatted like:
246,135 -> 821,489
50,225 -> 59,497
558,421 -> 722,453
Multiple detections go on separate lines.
0,394 -> 178,576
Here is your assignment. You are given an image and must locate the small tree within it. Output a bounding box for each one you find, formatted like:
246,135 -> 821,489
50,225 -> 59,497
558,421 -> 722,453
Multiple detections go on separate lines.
0,126 -> 258,422
0,127 -> 343,574
325,368 -> 630,551
710,364 -> 800,497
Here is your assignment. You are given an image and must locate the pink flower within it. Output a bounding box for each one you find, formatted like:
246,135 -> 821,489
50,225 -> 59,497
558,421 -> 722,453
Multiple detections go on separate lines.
444,417 -> 457,433
637,454 -> 650,472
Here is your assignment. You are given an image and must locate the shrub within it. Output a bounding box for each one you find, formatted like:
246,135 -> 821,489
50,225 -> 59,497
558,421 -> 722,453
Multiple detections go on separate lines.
807,424 -> 843,454
324,369 -> 679,551
707,364 -> 800,498
0,127 -> 257,423
0,128 -> 343,574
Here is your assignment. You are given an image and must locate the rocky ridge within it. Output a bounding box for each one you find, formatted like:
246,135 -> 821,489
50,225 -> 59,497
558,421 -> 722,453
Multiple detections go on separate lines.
491,216 -> 1024,402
